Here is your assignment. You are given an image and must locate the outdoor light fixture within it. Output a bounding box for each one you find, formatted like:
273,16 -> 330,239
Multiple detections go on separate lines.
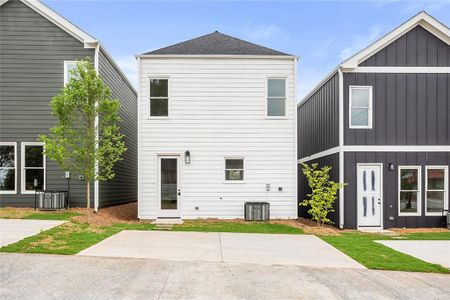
388,163 -> 395,171
185,151 -> 191,164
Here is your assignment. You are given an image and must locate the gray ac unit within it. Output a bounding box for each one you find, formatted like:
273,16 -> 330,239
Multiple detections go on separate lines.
244,202 -> 270,221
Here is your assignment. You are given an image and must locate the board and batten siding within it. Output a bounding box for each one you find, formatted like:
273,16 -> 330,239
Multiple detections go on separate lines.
97,49 -> 137,207
139,57 -> 297,219
0,0 -> 94,206
344,72 -> 450,146
297,72 -> 339,159
359,25 -> 450,67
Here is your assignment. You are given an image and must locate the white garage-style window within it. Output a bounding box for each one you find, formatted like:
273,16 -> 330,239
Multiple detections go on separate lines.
64,61 -> 77,85
349,86 -> 372,129
225,158 -> 244,181
0,142 -> 17,194
149,78 -> 169,117
21,143 -> 45,194
425,166 -> 448,216
267,78 -> 286,117
398,166 -> 421,216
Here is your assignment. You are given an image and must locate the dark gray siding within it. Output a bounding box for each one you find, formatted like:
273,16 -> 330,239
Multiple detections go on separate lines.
360,25 -> 450,67
344,151 -> 450,229
344,72 -> 450,146
98,49 -> 137,207
297,72 -> 339,159
0,0 -> 94,207
298,153 -> 340,226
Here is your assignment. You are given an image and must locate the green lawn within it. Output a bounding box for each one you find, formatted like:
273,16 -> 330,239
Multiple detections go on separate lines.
395,231 -> 450,240
172,220 -> 304,234
0,208 -> 81,221
321,232 -> 450,274
0,222 -> 155,255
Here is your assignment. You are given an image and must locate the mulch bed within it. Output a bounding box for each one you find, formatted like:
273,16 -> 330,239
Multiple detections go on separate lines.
71,202 -> 143,226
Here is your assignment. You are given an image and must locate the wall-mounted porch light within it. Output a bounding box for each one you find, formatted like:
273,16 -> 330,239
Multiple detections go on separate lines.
185,151 -> 191,164
388,163 -> 395,171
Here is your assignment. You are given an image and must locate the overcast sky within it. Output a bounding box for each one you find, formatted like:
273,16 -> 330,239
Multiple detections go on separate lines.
44,0 -> 450,101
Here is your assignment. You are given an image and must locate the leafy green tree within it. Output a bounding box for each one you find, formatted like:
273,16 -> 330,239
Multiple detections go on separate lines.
300,163 -> 346,227
39,59 -> 126,208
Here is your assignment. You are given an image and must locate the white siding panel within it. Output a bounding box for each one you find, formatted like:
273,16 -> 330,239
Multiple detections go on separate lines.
139,57 -> 297,219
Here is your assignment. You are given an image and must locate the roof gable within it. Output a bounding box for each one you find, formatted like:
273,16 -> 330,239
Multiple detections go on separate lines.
142,31 -> 291,56
342,11 -> 450,69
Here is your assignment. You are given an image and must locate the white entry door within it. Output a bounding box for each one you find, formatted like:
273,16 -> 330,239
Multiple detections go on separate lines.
357,164 -> 383,228
157,156 -> 181,218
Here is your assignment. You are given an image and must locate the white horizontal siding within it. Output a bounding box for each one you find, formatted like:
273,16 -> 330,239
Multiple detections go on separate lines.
138,57 -> 297,219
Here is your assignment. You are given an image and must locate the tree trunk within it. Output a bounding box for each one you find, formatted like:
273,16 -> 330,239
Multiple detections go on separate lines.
86,180 -> 91,209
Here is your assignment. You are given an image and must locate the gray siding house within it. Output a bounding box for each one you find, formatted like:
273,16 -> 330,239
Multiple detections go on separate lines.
298,12 -> 450,229
0,0 -> 137,210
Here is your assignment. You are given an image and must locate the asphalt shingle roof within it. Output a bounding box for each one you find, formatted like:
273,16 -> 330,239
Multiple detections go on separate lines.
143,31 -> 291,56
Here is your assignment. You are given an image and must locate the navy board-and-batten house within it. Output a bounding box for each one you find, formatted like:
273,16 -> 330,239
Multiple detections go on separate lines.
298,12 -> 450,229
0,0 -> 137,209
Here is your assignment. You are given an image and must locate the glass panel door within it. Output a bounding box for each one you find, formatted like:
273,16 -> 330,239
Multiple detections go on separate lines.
161,158 -> 177,210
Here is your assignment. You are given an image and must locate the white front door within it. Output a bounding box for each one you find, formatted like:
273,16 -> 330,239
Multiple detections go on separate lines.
157,156 -> 181,218
357,164 -> 383,228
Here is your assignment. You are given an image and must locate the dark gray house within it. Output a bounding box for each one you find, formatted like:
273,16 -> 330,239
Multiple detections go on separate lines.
0,0 -> 137,210
298,12 -> 450,229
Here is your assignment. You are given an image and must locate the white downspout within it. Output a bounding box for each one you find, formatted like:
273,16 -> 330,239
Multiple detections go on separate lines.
338,67 -> 344,229
94,43 -> 100,212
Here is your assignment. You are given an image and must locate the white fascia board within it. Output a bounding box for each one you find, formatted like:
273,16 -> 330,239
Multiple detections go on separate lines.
347,67 -> 450,73
137,54 -> 298,60
297,67 -> 339,109
341,11 -> 450,69
21,0 -> 98,48
0,0 -> 9,6
343,145 -> 450,152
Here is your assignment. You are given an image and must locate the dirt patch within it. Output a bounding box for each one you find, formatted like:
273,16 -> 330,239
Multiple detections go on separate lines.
271,218 -> 342,236
72,202 -> 141,226
0,207 -> 35,219
390,228 -> 449,234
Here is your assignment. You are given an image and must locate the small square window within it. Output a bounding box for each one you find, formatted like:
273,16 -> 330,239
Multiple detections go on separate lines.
150,79 -> 169,117
349,86 -> 372,128
267,79 -> 286,117
225,158 -> 244,181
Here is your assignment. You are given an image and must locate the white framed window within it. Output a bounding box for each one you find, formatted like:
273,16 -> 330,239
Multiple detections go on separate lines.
64,61 -> 77,85
398,166 -> 421,216
149,78 -> 169,118
0,142 -> 17,194
267,78 -> 287,117
349,86 -> 372,129
21,142 -> 46,194
224,158 -> 245,182
425,166 -> 448,216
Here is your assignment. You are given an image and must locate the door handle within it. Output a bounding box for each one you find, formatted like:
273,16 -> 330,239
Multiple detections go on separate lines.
178,189 -> 181,196
377,198 -> 381,204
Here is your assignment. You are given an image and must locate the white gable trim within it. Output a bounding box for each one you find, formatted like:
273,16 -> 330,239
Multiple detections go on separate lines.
341,11 -> 450,69
0,0 -> 9,6
20,0 -> 97,48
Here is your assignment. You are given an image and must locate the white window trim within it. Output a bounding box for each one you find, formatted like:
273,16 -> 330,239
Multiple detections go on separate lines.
425,165 -> 448,216
148,77 -> 170,119
0,142 -> 17,195
398,165 -> 421,217
64,61 -> 77,86
224,157 -> 245,183
349,85 -> 373,129
21,142 -> 46,194
266,77 -> 288,119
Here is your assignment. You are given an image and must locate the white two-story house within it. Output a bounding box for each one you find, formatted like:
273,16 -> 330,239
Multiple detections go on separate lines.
137,31 -> 297,220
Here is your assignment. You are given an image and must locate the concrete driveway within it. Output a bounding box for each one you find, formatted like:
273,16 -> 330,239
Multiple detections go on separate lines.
78,230 -> 363,269
377,240 -> 450,268
0,219 -> 65,247
1,253 -> 449,300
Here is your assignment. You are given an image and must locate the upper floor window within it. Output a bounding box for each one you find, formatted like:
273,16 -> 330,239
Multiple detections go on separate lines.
267,78 -> 286,117
64,61 -> 77,85
22,143 -> 45,194
425,166 -> 448,216
398,166 -> 421,216
349,86 -> 372,129
0,143 -> 16,194
149,79 -> 169,117
225,158 -> 244,181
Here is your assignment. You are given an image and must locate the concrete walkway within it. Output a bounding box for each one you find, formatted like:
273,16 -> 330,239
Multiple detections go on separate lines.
0,219 -> 65,247
2,253 -> 449,300
78,230 -> 364,269
377,240 -> 450,268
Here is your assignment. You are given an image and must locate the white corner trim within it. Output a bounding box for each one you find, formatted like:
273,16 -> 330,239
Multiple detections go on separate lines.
0,142 -> 17,195
293,57 -> 299,218
137,56 -> 142,219
21,0 -> 97,48
338,68 -> 345,229
341,12 -> 450,69
297,146 -> 341,164
347,67 -> 450,73
343,145 -> 450,152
